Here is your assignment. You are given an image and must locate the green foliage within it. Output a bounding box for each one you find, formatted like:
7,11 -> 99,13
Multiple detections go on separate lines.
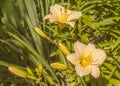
0,0 -> 120,85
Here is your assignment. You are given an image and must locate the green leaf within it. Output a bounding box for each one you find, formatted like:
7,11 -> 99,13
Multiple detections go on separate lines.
99,17 -> 120,26
7,32 -> 59,83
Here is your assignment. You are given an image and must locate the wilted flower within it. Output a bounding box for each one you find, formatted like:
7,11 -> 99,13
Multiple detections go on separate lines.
67,41 -> 106,78
44,4 -> 82,29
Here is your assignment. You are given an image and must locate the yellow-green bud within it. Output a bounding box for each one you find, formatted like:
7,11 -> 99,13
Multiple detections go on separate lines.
50,62 -> 67,70
35,27 -> 50,40
35,65 -> 43,76
38,65 -> 43,74
8,66 -> 27,78
58,42 -> 70,55
26,67 -> 34,76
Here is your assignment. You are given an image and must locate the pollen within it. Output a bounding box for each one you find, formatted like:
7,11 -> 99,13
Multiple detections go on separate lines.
80,57 -> 91,67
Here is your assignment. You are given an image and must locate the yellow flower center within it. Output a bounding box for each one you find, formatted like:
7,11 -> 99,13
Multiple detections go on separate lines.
57,8 -> 68,22
78,57 -> 91,67
80,57 -> 91,67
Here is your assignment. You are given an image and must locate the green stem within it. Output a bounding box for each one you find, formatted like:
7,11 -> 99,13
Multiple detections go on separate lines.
80,77 -> 86,86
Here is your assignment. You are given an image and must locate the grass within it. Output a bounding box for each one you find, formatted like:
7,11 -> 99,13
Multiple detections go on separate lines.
0,0 -> 120,85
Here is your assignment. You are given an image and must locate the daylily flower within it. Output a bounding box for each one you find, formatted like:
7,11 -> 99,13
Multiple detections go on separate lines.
67,41 -> 106,78
44,4 -> 82,29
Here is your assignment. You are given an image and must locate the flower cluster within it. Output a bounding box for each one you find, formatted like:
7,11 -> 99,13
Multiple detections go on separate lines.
43,4 -> 106,78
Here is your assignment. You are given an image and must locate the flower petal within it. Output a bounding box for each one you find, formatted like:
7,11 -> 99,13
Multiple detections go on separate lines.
75,65 -> 91,77
74,41 -> 86,56
91,67 -> 100,78
66,21 -> 75,27
67,11 -> 82,21
83,43 -> 95,58
43,14 -> 57,22
49,18 -> 57,22
67,53 -> 79,65
92,49 -> 106,65
50,4 -> 64,18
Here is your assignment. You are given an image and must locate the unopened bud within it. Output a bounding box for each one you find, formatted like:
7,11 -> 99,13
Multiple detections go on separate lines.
8,66 -> 27,78
51,62 -> 67,70
35,65 -> 43,76
26,67 -> 34,76
35,27 -> 50,40
38,65 -> 43,74
58,42 -> 70,55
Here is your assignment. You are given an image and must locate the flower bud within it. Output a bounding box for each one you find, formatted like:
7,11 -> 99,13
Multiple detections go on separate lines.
51,62 -> 67,70
35,65 -> 43,76
58,42 -> 70,55
8,66 -> 27,78
35,27 -> 50,40
38,65 -> 43,74
26,67 -> 34,76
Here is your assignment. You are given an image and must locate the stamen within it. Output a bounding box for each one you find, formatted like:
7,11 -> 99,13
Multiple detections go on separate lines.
59,8 -> 62,21
64,8 -> 67,14
64,9 -> 67,21
58,7 -> 68,22
60,8 -> 62,11
80,56 -> 91,67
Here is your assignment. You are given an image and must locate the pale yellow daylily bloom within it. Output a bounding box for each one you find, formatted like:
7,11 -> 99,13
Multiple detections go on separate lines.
67,41 -> 106,78
44,4 -> 82,28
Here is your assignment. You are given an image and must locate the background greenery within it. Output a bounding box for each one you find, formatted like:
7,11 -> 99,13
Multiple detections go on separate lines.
0,0 -> 120,86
